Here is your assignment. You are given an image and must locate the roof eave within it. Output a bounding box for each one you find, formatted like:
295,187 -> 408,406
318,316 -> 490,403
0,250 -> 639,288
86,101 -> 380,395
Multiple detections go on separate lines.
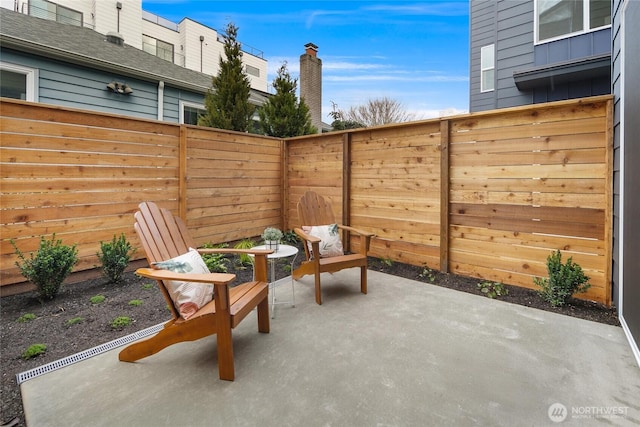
0,35 -> 210,93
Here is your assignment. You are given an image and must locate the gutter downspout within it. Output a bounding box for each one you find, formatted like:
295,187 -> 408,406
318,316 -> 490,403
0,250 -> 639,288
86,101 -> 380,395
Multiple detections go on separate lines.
157,81 -> 164,121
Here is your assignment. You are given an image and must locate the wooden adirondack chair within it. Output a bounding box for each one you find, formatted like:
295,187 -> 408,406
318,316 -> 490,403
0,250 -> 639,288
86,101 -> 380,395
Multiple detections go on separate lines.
118,201 -> 271,381
292,191 -> 375,305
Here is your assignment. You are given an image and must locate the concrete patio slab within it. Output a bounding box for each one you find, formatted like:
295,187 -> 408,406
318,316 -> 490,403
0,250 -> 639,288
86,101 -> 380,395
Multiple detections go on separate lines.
20,270 -> 640,426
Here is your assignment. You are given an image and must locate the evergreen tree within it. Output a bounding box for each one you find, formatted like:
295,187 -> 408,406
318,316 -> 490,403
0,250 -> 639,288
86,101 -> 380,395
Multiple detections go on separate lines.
198,23 -> 254,132
258,62 -> 317,137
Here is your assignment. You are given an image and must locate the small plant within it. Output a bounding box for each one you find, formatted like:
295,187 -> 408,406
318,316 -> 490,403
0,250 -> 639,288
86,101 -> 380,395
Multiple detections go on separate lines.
381,258 -> 394,267
141,283 -> 154,290
11,234 -> 78,301
234,239 -> 255,267
261,227 -> 283,242
97,233 -> 135,283
418,265 -> 436,283
477,281 -> 508,299
281,230 -> 300,246
128,299 -> 143,306
66,317 -> 84,326
17,313 -> 36,323
534,250 -> 590,307
90,295 -> 106,304
200,243 -> 229,273
22,344 -> 46,360
110,316 -> 131,329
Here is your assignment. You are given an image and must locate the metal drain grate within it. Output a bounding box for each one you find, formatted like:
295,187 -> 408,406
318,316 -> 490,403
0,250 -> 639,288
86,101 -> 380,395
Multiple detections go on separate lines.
16,323 -> 165,384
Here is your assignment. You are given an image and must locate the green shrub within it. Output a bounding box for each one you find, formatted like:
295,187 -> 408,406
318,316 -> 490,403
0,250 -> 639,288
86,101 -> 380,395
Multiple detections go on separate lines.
128,299 -> 143,306
22,344 -> 46,360
200,243 -> 229,273
534,250 -> 590,307
141,283 -> 154,290
90,295 -> 106,304
97,233 -> 135,283
110,316 -> 131,329
477,281 -> 508,299
17,313 -> 36,323
11,235 -> 78,301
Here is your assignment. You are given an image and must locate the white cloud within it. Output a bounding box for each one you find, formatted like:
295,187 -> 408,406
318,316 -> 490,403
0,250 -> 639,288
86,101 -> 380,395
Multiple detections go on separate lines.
363,2 -> 469,16
324,74 -> 468,83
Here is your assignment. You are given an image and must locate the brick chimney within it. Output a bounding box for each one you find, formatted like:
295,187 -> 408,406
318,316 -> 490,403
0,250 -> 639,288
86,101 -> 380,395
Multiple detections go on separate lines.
300,43 -> 322,133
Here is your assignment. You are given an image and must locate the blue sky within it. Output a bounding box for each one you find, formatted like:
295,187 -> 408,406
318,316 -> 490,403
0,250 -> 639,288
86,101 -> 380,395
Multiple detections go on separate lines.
142,1 -> 470,123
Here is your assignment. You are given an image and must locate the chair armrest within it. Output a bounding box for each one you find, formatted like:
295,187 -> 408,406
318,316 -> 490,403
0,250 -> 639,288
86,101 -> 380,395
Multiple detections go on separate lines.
136,268 -> 236,284
197,248 -> 274,256
293,227 -> 321,243
337,224 -> 376,238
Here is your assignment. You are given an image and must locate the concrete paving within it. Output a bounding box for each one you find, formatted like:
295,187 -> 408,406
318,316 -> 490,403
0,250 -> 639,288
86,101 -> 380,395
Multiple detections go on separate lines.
20,269 -> 640,426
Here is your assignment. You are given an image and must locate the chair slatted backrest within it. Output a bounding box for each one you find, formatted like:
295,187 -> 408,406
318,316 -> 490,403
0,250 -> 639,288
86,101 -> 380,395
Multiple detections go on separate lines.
135,202 -> 195,264
297,191 -> 336,227
134,202 -> 197,319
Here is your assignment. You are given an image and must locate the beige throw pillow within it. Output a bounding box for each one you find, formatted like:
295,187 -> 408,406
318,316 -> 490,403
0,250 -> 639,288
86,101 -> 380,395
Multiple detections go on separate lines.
301,224 -> 344,258
152,248 -> 213,319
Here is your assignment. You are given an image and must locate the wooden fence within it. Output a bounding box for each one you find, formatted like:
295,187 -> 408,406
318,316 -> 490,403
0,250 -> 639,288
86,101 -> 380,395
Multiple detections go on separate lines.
0,100 -> 282,293
286,95 -> 613,305
1,96 -> 613,305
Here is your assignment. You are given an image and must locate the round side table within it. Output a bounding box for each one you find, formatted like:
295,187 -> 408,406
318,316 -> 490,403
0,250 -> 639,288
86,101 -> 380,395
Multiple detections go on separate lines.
250,244 -> 298,317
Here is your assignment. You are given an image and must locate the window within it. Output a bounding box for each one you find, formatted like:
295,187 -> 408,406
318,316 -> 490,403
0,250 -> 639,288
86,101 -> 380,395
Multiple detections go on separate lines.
536,0 -> 611,43
29,0 -> 82,27
142,35 -> 174,62
480,44 -> 495,93
180,101 -> 206,125
246,64 -> 260,77
0,63 -> 37,101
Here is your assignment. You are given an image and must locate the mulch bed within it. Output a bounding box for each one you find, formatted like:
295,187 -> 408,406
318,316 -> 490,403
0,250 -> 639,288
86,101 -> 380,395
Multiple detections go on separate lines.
0,255 -> 619,426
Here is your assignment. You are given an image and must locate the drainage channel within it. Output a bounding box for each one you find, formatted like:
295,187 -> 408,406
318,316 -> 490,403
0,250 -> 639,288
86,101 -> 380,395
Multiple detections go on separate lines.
16,323 -> 164,384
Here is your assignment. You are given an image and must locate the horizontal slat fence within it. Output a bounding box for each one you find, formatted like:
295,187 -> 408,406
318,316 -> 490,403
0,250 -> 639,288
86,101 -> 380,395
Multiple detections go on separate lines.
448,97 -> 612,304
286,95 -> 613,305
0,100 -> 282,294
2,96 -> 612,305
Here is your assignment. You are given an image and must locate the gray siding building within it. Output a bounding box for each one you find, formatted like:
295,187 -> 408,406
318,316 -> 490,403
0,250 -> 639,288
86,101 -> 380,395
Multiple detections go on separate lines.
470,0 -> 611,112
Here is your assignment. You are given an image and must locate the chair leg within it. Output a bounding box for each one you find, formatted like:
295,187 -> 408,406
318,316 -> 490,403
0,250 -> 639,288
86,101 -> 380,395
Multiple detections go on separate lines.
216,324 -> 234,381
257,297 -> 270,333
361,266 -> 367,294
315,270 -> 322,305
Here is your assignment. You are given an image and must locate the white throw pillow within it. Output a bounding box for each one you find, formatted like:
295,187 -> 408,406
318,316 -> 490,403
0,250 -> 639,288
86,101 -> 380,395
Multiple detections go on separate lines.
152,248 -> 213,320
302,224 -> 344,258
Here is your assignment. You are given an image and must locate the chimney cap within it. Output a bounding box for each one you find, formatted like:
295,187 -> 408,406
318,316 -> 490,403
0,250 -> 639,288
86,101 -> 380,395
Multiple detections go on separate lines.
304,43 -> 318,57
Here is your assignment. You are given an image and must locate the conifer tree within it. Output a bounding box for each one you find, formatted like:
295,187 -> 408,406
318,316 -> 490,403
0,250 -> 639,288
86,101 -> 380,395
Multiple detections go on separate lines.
258,62 -> 317,137
198,23 -> 254,132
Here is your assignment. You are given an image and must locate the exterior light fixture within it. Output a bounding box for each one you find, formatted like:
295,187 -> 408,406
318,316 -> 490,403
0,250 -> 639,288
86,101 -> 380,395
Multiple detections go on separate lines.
106,81 -> 133,95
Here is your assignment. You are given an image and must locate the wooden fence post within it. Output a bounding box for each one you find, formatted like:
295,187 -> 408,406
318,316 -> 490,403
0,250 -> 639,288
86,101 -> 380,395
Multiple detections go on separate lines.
179,125 -> 187,220
439,119 -> 450,273
343,132 -> 352,249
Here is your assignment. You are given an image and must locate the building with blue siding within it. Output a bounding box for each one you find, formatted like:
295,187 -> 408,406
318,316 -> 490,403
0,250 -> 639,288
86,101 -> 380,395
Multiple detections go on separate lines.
469,0 -> 611,112
0,4 -> 269,124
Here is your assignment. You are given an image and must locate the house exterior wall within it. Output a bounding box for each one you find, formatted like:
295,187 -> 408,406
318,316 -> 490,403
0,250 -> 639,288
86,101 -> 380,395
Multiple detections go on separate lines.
469,0 -> 498,111
613,0 -> 640,365
1,48 -> 205,122
470,0 -> 535,111
470,0 -> 612,112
